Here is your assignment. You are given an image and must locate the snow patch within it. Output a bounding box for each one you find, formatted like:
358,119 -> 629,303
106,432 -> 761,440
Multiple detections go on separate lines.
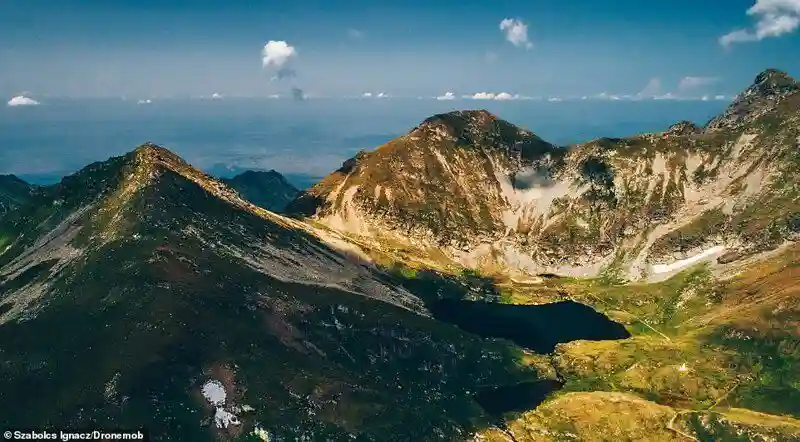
214,407 -> 240,428
201,380 -> 227,406
650,245 -> 725,274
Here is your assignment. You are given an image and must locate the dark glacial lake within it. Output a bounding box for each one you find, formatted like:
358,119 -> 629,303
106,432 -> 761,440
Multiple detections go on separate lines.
430,299 -> 630,416
475,380 -> 566,416
430,299 -> 630,354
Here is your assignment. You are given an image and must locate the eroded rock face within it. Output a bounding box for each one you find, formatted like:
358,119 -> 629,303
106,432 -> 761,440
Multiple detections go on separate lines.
290,70 -> 800,279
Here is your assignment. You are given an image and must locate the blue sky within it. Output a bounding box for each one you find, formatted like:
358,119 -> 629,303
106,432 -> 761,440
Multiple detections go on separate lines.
1,0 -> 799,99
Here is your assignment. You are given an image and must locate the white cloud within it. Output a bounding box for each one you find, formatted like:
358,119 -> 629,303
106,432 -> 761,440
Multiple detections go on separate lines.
436,92 -> 456,100
548,97 -> 563,102
464,92 -> 525,100
211,92 -> 223,99
581,93 -> 637,101
653,92 -> 679,100
347,28 -> 364,39
7,95 -> 39,106
500,18 -> 533,49
594,92 -> 624,100
261,41 -> 297,68
638,77 -> 663,97
715,95 -> 729,100
678,76 -> 720,91
469,92 -> 496,100
720,0 -> 800,46
361,92 -> 389,99
137,99 -> 152,105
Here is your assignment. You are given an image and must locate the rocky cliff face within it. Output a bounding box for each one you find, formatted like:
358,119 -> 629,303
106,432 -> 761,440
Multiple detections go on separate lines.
291,70 -> 800,280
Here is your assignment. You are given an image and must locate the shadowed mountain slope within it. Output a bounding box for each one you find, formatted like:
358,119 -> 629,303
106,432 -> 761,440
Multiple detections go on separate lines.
0,144 -> 545,441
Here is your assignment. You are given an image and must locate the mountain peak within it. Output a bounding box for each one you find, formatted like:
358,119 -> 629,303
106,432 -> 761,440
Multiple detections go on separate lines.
406,109 -> 553,163
133,142 -> 188,169
422,109 -> 497,123
417,109 -> 498,136
705,69 -> 799,131
751,69 -> 798,95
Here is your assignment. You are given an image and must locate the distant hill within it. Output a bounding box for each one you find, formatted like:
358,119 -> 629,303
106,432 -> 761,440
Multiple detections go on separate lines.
222,170 -> 299,213
0,174 -> 34,215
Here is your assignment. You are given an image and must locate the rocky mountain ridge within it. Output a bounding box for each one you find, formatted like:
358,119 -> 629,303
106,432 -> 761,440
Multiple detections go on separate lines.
291,69 -> 800,281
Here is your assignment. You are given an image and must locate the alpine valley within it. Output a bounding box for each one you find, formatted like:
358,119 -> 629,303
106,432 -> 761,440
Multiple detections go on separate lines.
2,70 -> 800,442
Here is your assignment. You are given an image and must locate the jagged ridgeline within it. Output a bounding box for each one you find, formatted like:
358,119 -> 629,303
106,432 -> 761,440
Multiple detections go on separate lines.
290,69 -> 800,281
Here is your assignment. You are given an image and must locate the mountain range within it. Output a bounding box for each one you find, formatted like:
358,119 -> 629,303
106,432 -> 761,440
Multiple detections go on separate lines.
1,69 -> 800,441
291,69 -> 800,283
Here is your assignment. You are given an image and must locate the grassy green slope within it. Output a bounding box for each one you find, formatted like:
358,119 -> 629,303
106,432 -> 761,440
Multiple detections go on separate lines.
468,243 -> 800,441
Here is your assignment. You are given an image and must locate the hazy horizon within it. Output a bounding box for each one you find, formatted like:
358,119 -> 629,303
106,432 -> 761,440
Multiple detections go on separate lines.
0,99 -> 729,189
